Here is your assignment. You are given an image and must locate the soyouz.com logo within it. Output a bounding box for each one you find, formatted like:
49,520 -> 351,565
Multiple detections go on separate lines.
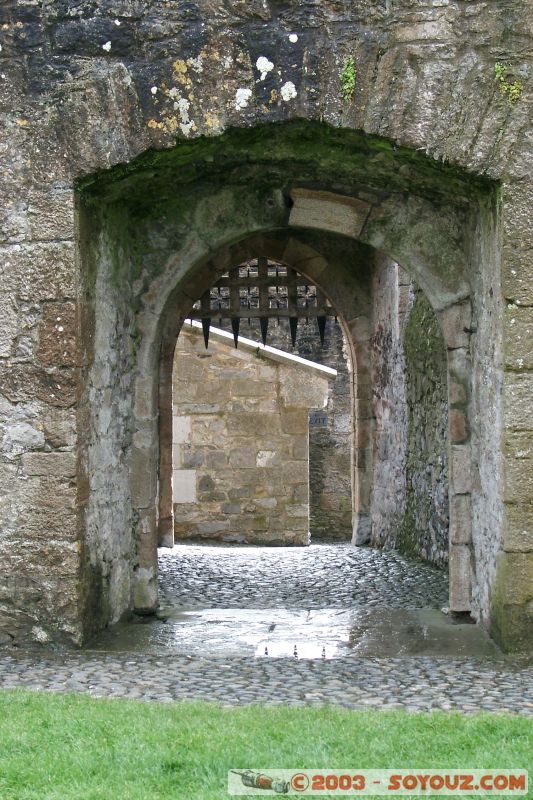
228,769 -> 528,795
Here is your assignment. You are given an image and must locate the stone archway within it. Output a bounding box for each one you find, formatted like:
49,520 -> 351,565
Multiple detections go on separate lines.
76,121 -> 499,643
156,235 -> 371,555
142,225 -> 475,622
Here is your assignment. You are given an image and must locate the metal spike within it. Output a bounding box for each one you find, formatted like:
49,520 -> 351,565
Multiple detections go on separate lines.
231,317 -> 240,348
317,316 -> 327,347
201,318 -> 211,349
260,317 -> 268,346
289,317 -> 298,347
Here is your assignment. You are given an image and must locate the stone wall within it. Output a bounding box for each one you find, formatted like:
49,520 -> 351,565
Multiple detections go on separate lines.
399,289 -> 449,568
370,264 -> 449,569
369,258 -> 408,550
172,324 -> 331,545
219,315 -> 353,541
1,0 -> 532,650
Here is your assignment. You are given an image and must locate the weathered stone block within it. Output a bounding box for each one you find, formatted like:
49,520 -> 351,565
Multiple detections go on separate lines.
0,538 -> 79,577
292,436 -> 308,460
281,461 -> 308,484
449,408 -> 468,443
502,504 -> 533,553
504,306 -> 533,370
28,189 -> 74,242
1,242 -> 76,301
493,551 -> 533,606
503,182 -> 533,251
229,447 -> 256,468
256,450 -> 281,467
21,451 -> 76,477
286,504 -> 308,518
450,445 -> 472,494
281,409 -> 308,435
279,368 -> 329,409
231,379 -> 274,398
37,301 -> 78,368
503,244 -> 533,305
172,414 -> 191,444
447,347 -> 471,385
449,544 -> 472,611
0,292 -> 18,358
505,430 -> 533,460
448,378 -> 467,406
205,450 -> 228,469
0,364 -> 78,407
449,493 -> 472,545
173,469 -> 197,503
504,456 -> 533,504
437,301 -> 471,350
504,373 -> 533,431
226,412 -> 280,436
289,188 -> 370,238
180,447 -> 204,468
43,408 -> 76,448
197,521 -> 230,535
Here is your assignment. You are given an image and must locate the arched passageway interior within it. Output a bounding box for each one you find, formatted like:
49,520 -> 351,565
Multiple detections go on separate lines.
169,258 -> 354,548
77,121 -> 501,651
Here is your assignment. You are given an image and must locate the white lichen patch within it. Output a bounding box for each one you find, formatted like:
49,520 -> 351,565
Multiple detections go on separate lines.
256,56 -> 274,81
188,55 -> 203,73
289,33 -> 298,43
151,86 -> 158,95
235,87 -> 252,110
280,81 -> 297,101
31,626 -> 50,643
173,96 -> 193,135
102,41 -> 112,52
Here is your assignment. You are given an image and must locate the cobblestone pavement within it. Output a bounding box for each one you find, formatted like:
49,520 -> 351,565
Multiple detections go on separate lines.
0,651 -> 532,714
1,543 -> 532,714
158,542 -> 449,610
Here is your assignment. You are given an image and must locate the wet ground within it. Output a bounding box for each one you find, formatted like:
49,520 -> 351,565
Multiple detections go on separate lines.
1,542 -> 532,713
91,542 -> 496,659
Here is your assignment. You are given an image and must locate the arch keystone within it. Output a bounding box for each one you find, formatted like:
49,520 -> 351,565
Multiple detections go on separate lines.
289,188 -> 371,238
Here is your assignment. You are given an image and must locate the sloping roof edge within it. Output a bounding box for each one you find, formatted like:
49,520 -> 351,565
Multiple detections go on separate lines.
182,320 -> 337,379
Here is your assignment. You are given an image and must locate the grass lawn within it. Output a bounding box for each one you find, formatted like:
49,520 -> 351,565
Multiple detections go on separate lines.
0,689 -> 531,799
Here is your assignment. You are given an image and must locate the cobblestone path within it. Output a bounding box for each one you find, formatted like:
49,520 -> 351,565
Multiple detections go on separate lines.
158,542 -> 449,610
1,543 -> 532,714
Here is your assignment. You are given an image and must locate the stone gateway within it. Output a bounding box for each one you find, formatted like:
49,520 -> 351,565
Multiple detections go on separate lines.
0,1 -> 531,652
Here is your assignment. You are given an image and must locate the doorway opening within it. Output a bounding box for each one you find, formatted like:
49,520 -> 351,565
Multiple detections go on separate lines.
170,257 -> 354,547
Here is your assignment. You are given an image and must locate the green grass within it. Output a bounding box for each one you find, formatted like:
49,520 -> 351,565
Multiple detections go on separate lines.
0,690 -> 531,799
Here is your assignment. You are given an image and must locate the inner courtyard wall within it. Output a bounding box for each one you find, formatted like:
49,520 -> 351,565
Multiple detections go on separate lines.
172,324 -> 331,545
220,315 -> 353,541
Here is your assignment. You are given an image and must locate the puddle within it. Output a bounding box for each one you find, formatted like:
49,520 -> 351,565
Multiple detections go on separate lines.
86,606 -> 500,659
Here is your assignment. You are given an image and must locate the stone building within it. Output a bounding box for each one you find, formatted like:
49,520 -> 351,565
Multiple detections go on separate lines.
0,1 -> 532,652
217,312 -> 355,542
172,322 -> 334,545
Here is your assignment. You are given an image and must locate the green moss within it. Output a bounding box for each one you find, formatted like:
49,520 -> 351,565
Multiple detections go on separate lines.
340,57 -> 357,103
77,121 -> 495,210
494,62 -> 523,105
